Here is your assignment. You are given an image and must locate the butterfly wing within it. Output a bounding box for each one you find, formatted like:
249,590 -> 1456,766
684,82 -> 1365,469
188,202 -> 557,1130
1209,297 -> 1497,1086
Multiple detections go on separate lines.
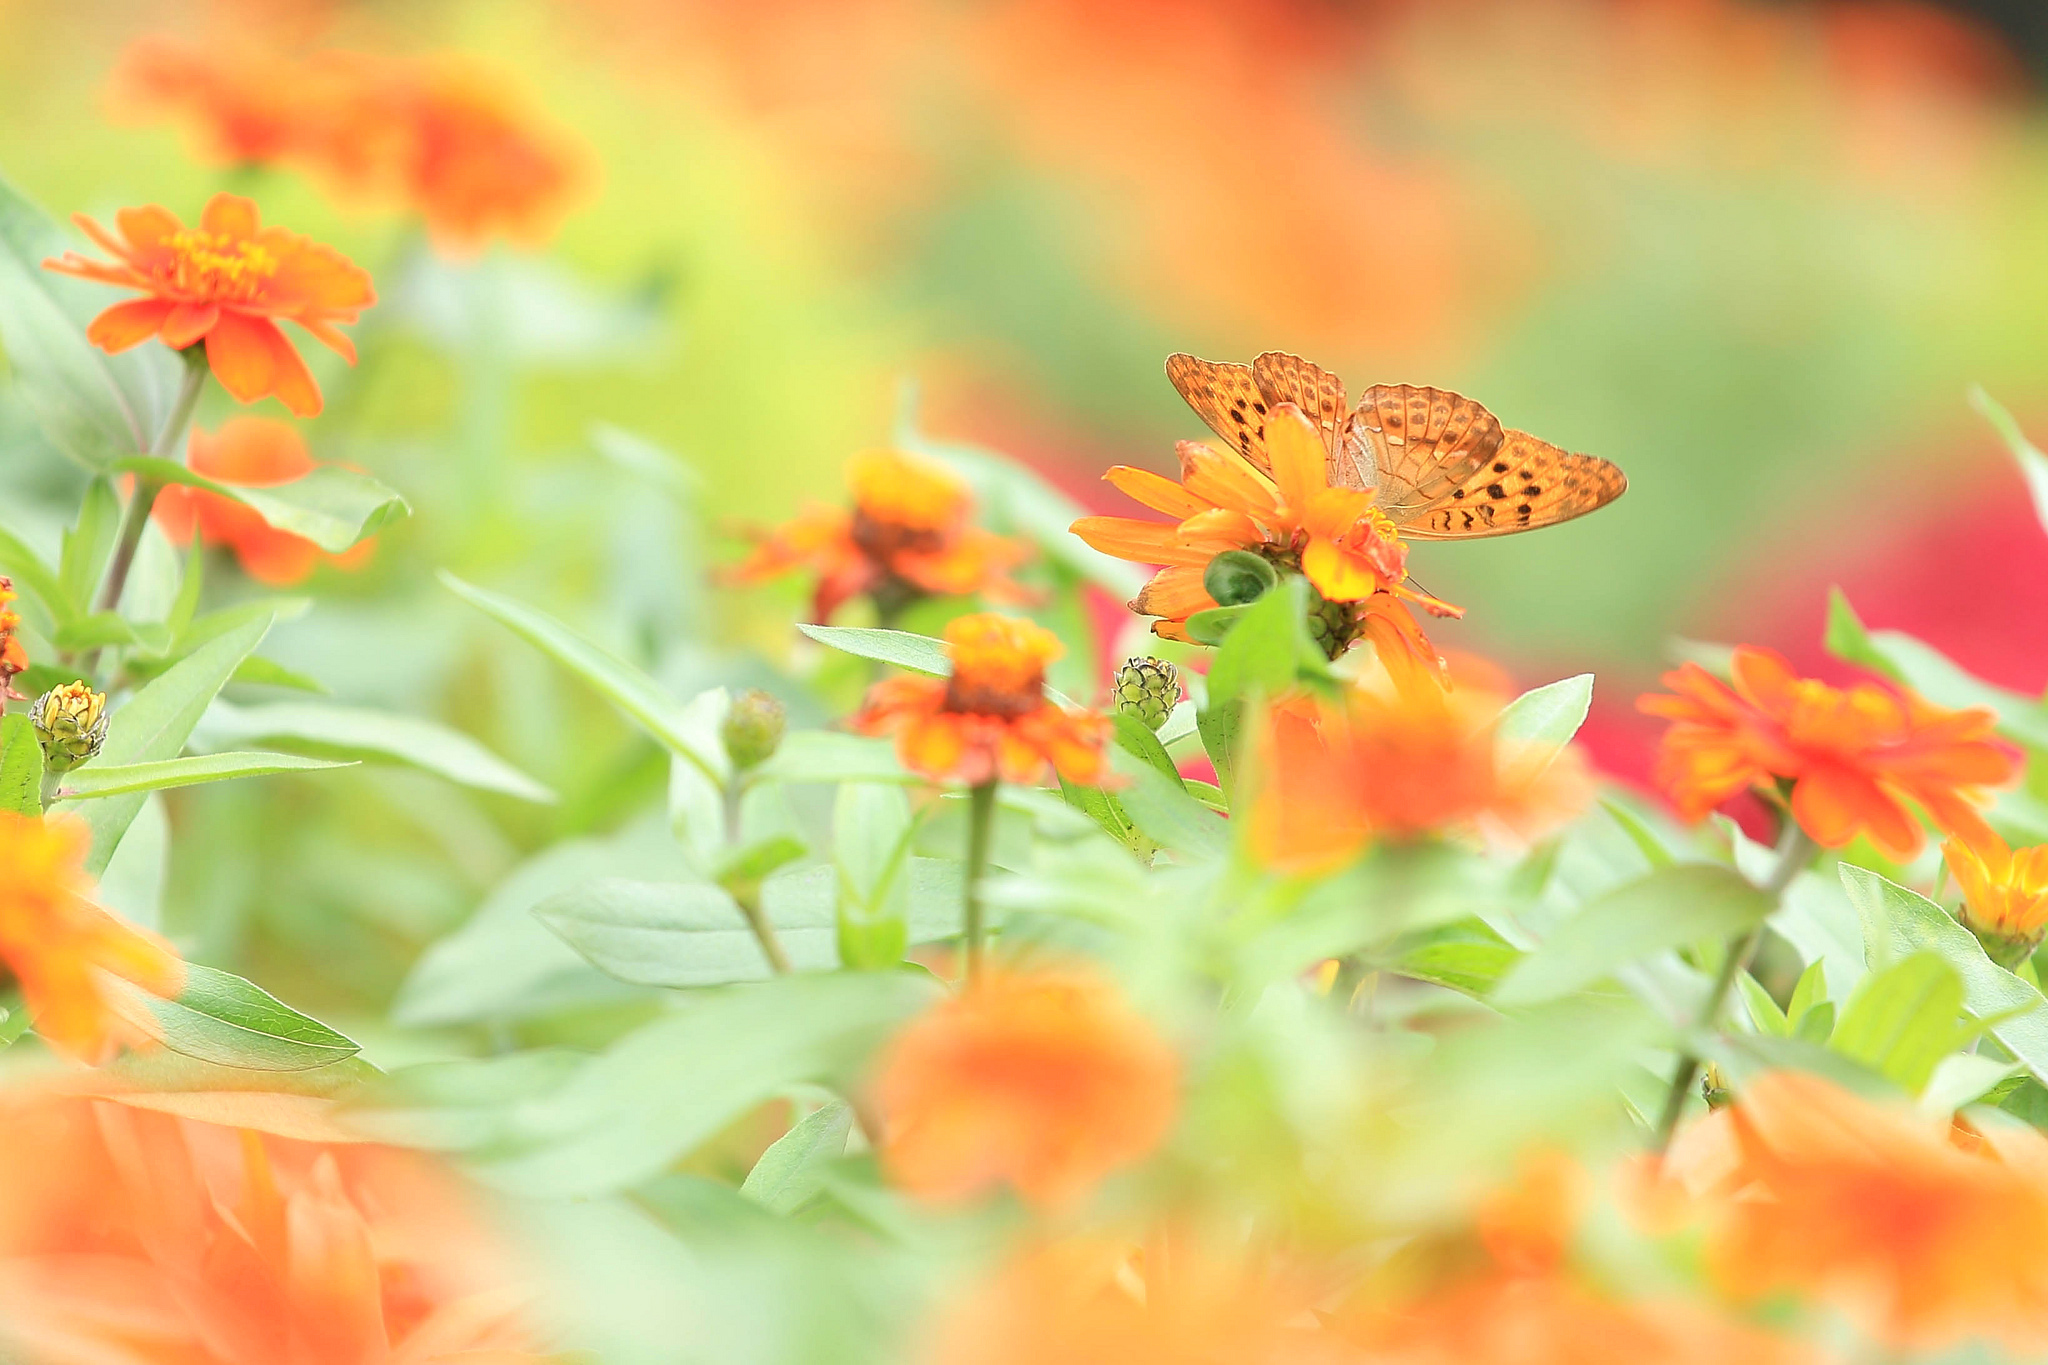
1165,354 -> 1274,474
1397,429 -> 1627,539
1250,351 -> 1349,464
1343,384 -> 1505,510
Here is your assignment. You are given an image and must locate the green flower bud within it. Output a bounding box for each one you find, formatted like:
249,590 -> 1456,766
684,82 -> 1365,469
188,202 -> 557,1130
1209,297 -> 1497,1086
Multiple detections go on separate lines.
721,688 -> 787,771
1304,585 -> 1357,661
1113,656 -> 1181,732
33,680 -> 108,773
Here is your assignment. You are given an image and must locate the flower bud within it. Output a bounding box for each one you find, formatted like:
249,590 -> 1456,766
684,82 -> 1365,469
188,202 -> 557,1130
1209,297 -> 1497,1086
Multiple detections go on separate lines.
32,681 -> 108,773
0,577 -> 26,702
1113,657 -> 1180,732
1701,1062 -> 1733,1110
721,688 -> 787,771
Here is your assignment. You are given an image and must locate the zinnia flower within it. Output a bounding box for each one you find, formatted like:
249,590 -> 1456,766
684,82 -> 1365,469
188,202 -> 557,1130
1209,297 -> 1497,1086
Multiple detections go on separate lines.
1657,1070 -> 2048,1352
1070,401 -> 1458,674
153,419 -> 377,585
0,1090 -> 542,1365
108,37 -> 334,167
728,448 -> 1029,623
1943,826 -> 2048,964
0,812 -> 183,1063
875,964 -> 1178,1207
43,193 -> 374,417
855,614 -> 1109,787
0,577 -> 27,702
1244,676 -> 1590,871
1638,645 -> 2019,861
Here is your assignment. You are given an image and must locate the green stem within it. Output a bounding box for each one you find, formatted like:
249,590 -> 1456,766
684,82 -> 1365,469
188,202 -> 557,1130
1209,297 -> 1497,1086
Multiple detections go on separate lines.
962,780 -> 999,984
97,354 -> 207,617
736,888 -> 793,976
1651,822 -> 1819,1153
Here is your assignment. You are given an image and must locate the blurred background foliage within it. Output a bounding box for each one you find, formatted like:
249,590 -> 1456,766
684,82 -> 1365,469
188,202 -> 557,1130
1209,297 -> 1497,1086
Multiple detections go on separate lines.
3,0 -> 2047,1048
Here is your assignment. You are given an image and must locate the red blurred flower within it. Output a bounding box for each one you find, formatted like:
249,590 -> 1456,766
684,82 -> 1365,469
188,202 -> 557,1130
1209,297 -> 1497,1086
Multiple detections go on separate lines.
1637,645 -> 2018,860
43,194 -> 374,417
855,614 -> 1109,787
154,419 -> 376,585
0,577 -> 27,702
875,964 -> 1178,1208
0,813 -> 183,1064
0,1089 -> 541,1365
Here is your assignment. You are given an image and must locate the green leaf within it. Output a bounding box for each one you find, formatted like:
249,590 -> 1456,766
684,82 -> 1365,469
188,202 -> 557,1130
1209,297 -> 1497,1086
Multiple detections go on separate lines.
1795,1000 -> 1837,1044
229,656 -> 328,693
52,611 -> 171,653
1202,549 -> 1278,606
115,457 -> 408,553
1110,746 -> 1229,859
834,782 -> 915,969
1184,603 -> 1251,646
1972,386 -> 2048,537
1386,920 -> 1522,998
1840,865 -> 2048,1085
740,1102 -> 854,1215
1111,712 -> 1184,788
1494,864 -> 1774,1007
1737,972 -> 1789,1036
56,613 -> 271,873
196,700 -> 554,803
55,751 -> 352,800
1829,951 -> 1968,1094
1599,800 -> 1677,870
749,731 -> 907,785
107,964 -> 360,1072
1787,958 -> 1829,1029
1823,588 -> 1902,682
0,520 -> 74,624
0,713 -> 44,817
442,573 -> 728,782
1197,578 -> 1332,790
1496,673 -> 1594,763
798,625 -> 949,676
58,478 -> 119,612
0,174 -> 177,468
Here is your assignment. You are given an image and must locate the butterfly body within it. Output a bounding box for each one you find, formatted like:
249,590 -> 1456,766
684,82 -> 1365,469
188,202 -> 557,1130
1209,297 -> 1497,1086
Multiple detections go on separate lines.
1165,352 -> 1626,539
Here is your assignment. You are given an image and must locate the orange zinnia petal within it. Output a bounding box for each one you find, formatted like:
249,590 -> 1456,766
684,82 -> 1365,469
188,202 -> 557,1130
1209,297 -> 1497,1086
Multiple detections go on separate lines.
1104,465 -> 1212,519
159,300 -> 220,349
1069,516 -> 1210,566
86,297 -> 176,352
1264,403 -> 1326,514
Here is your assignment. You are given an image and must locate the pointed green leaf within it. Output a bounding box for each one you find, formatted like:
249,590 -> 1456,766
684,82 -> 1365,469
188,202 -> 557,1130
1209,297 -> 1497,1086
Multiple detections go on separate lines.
197,699 -> 553,803
1829,951 -> 1967,1094
0,714 -> 44,817
56,751 -> 351,800
115,457 -> 408,553
107,964 -> 360,1071
740,1102 -> 854,1214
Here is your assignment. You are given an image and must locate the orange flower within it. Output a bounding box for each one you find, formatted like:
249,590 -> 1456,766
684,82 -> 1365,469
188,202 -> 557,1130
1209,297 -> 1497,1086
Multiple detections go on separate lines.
43,194 -> 374,418
108,37 -> 335,166
0,576 -> 27,701
1070,401 -> 1459,664
153,419 -> 376,585
1637,646 -> 2018,861
0,812 -> 184,1063
875,964 -> 1178,1207
1944,827 -> 2048,950
728,448 -> 1029,623
855,614 -> 1109,787
0,1090 -> 541,1365
1660,1070 -> 2048,1352
1244,677 -> 1590,871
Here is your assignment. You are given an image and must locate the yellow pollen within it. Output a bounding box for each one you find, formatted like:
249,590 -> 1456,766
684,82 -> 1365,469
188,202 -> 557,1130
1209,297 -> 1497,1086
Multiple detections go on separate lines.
159,230 -> 278,302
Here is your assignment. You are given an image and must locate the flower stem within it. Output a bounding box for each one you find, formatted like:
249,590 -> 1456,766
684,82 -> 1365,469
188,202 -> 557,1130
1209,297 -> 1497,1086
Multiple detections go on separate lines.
735,887 -> 793,976
1651,822 -> 1819,1153
97,353 -> 207,617
962,779 -> 999,984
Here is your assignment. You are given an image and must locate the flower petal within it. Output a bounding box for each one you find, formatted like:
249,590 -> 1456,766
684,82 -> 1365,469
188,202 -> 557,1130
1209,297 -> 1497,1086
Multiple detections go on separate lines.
85,297 -> 176,352
158,301 -> 220,350
1265,403 -> 1327,514
199,193 -> 261,239
1104,465 -> 1212,519
1069,516 -> 1210,567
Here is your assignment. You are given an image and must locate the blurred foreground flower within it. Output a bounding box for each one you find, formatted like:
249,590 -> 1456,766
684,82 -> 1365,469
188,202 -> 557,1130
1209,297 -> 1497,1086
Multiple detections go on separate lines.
876,964 -> 1176,1209
1944,827 -> 2048,967
0,577 -> 27,701
30,682 -> 107,774
43,194 -> 373,417
0,813 -> 182,1063
728,448 -> 1028,624
154,419 -> 376,584
1245,676 -> 1589,871
0,1091 -> 541,1365
1638,645 -> 2018,860
1072,402 -> 1456,681
856,614 -> 1107,788
1657,1069 -> 2048,1352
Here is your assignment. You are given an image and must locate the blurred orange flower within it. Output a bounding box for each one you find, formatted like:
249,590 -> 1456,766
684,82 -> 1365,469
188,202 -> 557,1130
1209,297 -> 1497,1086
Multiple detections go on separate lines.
1944,827 -> 2048,953
43,194 -> 374,418
0,813 -> 183,1063
108,37 -> 335,167
875,964 -> 1177,1208
0,576 -> 27,701
1637,645 -> 2018,861
154,419 -> 376,586
855,613 -> 1108,787
1245,677 -> 1590,871
729,448 -> 1029,623
1658,1070 -> 2048,1352
0,1090 -> 541,1365
1071,402 -> 1456,676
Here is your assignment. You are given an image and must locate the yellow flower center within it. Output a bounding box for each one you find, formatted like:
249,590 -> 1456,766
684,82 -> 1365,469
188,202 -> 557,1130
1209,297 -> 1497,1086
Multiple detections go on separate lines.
943,614 -> 1061,717
158,230 -> 278,303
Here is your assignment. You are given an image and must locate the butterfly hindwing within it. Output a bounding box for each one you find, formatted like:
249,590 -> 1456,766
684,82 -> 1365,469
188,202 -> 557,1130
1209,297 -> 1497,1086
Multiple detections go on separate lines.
1165,354 -> 1274,474
1345,384 -> 1504,512
1250,351 -> 1349,461
1399,430 -> 1627,539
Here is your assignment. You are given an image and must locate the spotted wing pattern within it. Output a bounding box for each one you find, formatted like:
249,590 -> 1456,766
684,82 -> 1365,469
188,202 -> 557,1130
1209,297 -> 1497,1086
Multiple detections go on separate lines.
1399,429 -> 1628,539
1342,384 -> 1504,515
1250,351 -> 1349,461
1165,354 -> 1274,473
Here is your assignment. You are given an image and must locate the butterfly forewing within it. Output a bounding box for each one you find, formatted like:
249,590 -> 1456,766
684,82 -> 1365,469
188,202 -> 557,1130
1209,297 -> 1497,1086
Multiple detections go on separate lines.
1250,351 -> 1348,460
1345,384 -> 1504,514
1165,354 -> 1274,474
1399,430 -> 1627,539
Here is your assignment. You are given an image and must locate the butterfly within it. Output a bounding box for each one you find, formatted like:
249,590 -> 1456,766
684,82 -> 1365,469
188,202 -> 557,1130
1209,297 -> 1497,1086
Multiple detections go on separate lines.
1164,351 -> 1625,538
